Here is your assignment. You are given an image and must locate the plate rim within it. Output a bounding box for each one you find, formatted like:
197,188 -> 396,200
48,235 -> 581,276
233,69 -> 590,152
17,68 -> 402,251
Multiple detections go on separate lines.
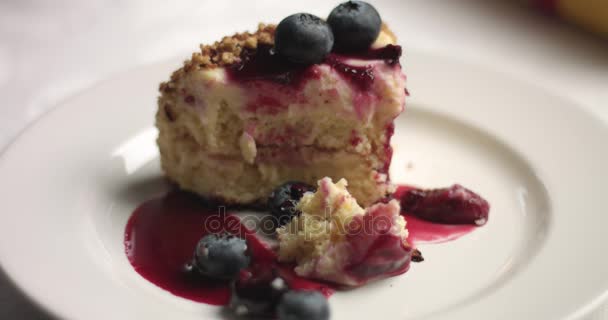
1,49 -> 607,320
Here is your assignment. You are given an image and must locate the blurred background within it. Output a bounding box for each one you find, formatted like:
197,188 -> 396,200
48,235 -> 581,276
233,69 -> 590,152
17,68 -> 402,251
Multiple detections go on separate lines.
0,0 -> 607,319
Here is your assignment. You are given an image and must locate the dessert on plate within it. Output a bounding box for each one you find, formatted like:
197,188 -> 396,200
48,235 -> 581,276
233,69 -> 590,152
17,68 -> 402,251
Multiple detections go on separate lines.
126,2 -> 490,319
155,2 -> 406,207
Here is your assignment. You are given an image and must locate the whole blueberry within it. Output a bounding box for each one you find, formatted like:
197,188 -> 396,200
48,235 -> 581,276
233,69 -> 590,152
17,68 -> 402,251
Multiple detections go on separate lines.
268,181 -> 316,227
191,233 -> 250,279
277,291 -> 330,320
328,1 -> 382,52
275,13 -> 334,64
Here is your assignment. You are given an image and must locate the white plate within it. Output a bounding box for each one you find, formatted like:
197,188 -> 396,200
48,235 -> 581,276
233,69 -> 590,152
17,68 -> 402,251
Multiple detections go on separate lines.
1,47 -> 608,319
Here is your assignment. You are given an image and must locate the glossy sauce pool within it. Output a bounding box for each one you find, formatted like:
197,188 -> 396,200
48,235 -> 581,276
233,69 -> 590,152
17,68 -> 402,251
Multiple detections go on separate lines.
124,185 -> 480,305
394,185 -> 476,244
124,190 -> 334,305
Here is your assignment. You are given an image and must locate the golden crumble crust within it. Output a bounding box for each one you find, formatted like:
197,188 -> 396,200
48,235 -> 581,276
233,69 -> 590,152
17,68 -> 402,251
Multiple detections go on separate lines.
159,23 -> 276,94
158,23 -> 396,94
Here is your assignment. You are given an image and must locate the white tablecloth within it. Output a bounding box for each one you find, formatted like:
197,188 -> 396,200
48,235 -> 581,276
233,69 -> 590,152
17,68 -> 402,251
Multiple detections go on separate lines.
1,0 -> 607,319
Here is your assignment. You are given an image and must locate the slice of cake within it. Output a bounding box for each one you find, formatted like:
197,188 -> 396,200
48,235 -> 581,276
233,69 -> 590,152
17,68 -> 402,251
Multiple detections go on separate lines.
277,177 -> 411,286
156,8 -> 406,207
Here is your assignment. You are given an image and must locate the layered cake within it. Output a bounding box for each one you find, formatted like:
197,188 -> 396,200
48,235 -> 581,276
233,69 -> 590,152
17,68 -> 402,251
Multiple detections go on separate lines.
156,9 -> 406,207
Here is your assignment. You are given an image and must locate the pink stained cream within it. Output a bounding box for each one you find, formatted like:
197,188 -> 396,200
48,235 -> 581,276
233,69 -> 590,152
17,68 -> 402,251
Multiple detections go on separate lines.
227,44 -> 403,121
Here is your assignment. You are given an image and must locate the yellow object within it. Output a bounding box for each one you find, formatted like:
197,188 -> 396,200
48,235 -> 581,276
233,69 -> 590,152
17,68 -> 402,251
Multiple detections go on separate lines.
558,0 -> 608,37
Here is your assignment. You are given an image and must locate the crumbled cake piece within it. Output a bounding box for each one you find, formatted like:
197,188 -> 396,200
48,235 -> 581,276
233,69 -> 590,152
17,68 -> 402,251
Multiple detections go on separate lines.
277,177 -> 411,286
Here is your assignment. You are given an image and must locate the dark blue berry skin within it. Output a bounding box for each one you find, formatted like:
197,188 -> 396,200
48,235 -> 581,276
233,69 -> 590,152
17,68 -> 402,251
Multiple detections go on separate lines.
328,1 -> 382,52
275,13 -> 334,64
277,291 -> 330,320
268,181 -> 316,227
191,234 -> 250,280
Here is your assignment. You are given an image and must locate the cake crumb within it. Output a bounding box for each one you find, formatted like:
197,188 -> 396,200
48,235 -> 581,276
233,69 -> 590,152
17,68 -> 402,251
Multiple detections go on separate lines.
163,104 -> 175,122
412,249 -> 424,262
244,36 -> 258,49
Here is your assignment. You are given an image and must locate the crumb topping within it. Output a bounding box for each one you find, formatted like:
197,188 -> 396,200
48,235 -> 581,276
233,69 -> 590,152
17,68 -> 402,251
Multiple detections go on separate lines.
159,23 -> 396,94
159,24 -> 276,93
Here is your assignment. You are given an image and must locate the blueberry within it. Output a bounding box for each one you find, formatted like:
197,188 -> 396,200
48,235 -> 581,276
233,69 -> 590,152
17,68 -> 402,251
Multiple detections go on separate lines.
268,181 -> 316,227
275,13 -> 334,64
229,267 -> 289,317
277,291 -> 330,320
401,184 -> 490,226
191,233 -> 250,279
328,1 -> 382,52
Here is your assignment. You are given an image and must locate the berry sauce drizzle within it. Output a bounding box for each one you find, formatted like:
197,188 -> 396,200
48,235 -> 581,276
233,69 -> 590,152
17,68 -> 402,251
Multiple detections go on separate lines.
228,44 -> 311,86
394,185 -> 477,244
124,190 -> 334,306
125,183 -> 481,306
227,44 -> 402,89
